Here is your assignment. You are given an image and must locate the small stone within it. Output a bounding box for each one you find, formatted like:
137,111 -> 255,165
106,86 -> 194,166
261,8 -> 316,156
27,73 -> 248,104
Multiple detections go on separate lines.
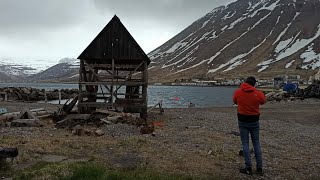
208,150 -> 213,155
72,128 -> 85,136
95,129 -> 104,136
5,122 -> 11,127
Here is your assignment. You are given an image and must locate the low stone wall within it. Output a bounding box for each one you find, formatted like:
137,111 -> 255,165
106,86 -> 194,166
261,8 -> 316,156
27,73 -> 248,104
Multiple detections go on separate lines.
0,87 -> 78,102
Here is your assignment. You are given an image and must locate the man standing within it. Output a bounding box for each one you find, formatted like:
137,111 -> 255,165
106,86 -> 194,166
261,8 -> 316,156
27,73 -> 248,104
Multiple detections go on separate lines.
233,76 -> 266,175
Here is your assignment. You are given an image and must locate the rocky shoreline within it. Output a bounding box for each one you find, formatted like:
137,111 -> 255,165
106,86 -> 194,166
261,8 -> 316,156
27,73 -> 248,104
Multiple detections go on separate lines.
0,87 -> 78,102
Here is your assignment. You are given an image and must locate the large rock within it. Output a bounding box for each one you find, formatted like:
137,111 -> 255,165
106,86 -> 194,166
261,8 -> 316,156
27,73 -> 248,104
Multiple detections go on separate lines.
21,87 -> 31,95
28,91 -> 39,101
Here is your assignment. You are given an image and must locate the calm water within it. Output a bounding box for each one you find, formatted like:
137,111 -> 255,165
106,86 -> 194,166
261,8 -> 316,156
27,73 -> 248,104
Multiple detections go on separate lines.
0,83 -> 237,108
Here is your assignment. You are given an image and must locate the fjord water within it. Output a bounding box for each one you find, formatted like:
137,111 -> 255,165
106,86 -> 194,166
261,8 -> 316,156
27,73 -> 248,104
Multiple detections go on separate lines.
0,83 -> 237,108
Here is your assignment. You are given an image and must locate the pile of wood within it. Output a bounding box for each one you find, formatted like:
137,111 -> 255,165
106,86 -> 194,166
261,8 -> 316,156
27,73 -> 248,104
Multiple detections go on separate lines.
0,108 -> 51,127
55,111 -> 145,130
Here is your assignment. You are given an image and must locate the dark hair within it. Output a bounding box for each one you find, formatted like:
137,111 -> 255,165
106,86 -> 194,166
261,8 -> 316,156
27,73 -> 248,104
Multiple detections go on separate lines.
245,76 -> 256,86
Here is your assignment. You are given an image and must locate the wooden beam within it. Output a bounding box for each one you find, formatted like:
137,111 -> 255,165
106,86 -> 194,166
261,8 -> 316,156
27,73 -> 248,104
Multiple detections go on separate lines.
142,61 -> 148,104
111,58 -> 115,108
79,81 -> 146,86
83,60 -> 99,77
124,61 -> 144,80
91,64 -> 145,69
78,102 -> 147,108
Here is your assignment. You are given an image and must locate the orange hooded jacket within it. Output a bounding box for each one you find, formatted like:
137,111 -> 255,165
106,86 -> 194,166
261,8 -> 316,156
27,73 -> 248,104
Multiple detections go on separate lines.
233,83 -> 266,116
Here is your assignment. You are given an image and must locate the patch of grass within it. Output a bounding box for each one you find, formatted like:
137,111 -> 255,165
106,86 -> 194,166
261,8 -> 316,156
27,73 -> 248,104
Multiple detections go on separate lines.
63,163 -> 107,180
118,136 -> 149,149
14,162 -> 194,180
14,161 -> 71,179
0,159 -> 13,176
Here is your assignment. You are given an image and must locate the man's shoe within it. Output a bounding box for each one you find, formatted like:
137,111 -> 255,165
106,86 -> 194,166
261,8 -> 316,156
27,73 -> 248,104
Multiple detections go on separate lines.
239,167 -> 252,175
256,168 -> 263,176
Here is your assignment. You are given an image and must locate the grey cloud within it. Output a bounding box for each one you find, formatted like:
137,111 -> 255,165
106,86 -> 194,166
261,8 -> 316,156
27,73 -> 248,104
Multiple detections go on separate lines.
0,0 -> 237,59
93,0 -> 236,29
0,0 -> 236,36
0,0 -> 92,34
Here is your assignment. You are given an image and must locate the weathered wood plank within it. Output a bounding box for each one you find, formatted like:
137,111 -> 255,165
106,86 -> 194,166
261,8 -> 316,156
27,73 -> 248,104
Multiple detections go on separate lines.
79,82 -> 146,86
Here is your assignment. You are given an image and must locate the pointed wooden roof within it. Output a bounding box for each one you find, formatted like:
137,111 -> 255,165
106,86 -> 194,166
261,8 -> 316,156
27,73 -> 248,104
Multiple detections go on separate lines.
78,15 -> 150,65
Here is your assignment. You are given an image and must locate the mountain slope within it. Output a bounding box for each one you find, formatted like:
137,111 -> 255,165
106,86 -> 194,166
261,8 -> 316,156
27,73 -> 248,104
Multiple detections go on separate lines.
148,0 -> 320,82
0,57 -> 79,83
28,58 -> 79,82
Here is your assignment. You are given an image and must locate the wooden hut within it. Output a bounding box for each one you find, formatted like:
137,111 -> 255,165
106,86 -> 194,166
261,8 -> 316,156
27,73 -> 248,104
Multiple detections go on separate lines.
77,15 -> 150,119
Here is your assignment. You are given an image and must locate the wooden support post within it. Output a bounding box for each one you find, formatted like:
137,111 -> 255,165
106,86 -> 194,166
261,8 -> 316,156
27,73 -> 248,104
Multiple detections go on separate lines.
111,58 -> 115,108
100,85 -> 106,102
125,61 -> 144,80
44,91 -> 47,103
58,90 -> 61,105
147,100 -> 163,113
83,60 -> 99,77
78,60 -> 83,113
141,61 -> 148,120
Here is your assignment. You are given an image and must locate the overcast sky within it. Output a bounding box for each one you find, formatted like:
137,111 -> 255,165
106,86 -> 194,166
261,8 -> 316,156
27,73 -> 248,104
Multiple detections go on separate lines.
0,0 -> 236,62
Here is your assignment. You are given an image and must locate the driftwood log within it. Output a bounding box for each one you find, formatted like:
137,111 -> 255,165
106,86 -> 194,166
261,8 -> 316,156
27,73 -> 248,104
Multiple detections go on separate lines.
0,148 -> 18,159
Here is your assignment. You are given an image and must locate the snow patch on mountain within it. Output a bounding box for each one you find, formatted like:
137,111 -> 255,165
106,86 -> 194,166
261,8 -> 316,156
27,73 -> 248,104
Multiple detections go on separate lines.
228,16 -> 246,30
249,0 -> 280,18
208,11 -> 273,66
285,60 -> 296,69
276,27 -> 320,60
222,15 -> 281,72
148,0 -> 320,81
170,60 -> 207,75
222,11 -> 236,21
258,65 -> 269,72
260,24 -> 320,69
300,44 -> 320,70
248,0 -> 264,12
0,58 -> 58,75
202,19 -> 211,28
273,12 -> 300,46
275,37 -> 294,53
166,42 -> 188,54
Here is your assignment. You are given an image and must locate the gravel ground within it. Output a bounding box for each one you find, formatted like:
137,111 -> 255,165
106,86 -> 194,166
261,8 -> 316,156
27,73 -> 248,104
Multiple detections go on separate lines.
0,100 -> 320,179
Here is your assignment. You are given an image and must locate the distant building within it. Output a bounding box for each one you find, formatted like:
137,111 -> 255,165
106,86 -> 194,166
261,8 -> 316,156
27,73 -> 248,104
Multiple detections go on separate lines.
287,75 -> 300,84
258,79 -> 273,86
274,75 -> 288,88
234,79 -> 242,86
